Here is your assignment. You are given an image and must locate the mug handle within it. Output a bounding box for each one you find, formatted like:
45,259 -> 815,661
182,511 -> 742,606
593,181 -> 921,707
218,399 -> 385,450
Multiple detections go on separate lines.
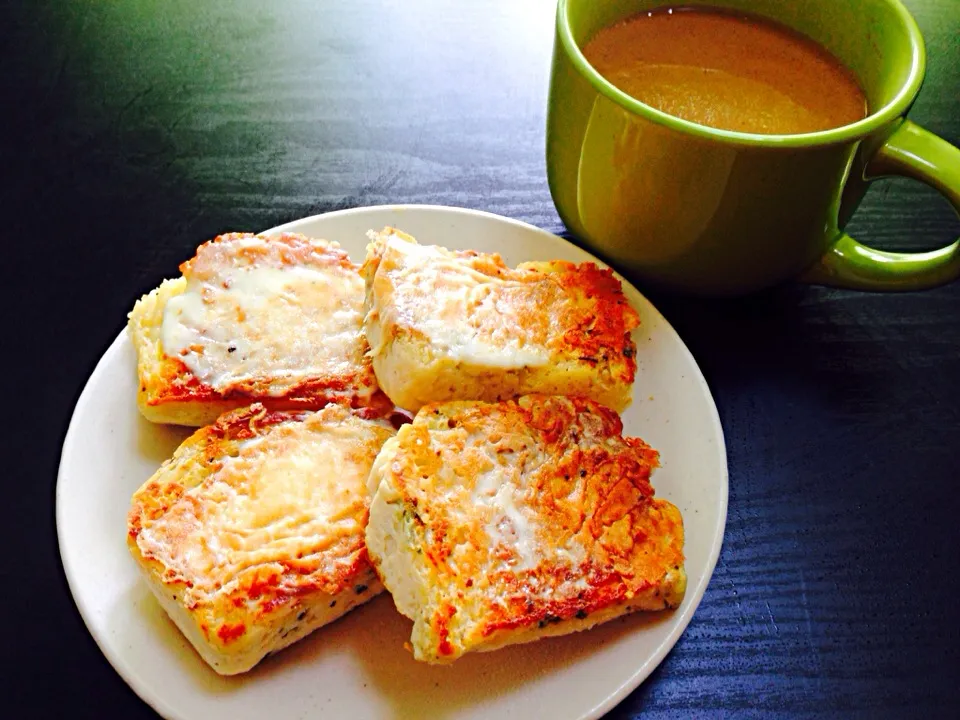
800,120 -> 960,291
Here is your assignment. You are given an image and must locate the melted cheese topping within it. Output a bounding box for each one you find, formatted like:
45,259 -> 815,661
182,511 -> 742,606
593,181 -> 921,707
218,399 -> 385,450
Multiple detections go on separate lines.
137,415 -> 374,606
398,411 -> 591,591
470,458 -> 543,572
380,395 -> 672,614
369,396 -> 681,661
371,233 -> 552,368
160,234 -> 367,396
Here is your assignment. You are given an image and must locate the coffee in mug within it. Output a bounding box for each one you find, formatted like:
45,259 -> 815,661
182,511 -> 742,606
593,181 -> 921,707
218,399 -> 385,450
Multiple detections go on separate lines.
582,6 -> 868,135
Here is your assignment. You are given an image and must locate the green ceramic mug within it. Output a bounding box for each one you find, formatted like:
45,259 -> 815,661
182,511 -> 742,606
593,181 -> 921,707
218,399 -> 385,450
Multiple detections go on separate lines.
546,0 -> 960,296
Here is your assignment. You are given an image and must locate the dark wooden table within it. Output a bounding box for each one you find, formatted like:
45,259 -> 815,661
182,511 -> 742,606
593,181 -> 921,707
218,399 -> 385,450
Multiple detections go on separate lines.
4,0 -> 959,717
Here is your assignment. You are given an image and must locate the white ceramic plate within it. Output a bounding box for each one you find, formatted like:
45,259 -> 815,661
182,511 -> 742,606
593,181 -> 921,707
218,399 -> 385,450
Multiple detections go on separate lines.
57,205 -> 727,720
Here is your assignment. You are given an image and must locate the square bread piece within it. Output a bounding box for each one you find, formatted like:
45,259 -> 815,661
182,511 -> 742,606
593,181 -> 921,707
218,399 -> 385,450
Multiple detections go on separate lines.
361,228 -> 640,413
129,231 -> 387,426
366,394 -> 685,664
127,403 -> 397,675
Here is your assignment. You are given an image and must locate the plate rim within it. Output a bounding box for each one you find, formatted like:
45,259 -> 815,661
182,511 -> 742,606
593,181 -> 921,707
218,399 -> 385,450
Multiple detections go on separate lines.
57,203 -> 728,720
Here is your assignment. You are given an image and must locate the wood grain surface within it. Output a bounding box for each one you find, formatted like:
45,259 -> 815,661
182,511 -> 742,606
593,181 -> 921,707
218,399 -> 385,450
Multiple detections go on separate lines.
2,0 -> 958,717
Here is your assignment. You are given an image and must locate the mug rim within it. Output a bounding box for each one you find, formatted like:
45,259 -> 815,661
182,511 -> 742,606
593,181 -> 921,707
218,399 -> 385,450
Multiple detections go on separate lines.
557,0 -> 927,148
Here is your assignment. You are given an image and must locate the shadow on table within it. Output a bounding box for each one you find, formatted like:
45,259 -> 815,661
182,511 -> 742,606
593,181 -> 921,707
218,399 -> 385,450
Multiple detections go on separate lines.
647,282 -> 898,406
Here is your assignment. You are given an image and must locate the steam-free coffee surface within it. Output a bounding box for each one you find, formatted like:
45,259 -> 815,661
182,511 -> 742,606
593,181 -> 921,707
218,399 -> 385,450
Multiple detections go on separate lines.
582,6 -> 868,135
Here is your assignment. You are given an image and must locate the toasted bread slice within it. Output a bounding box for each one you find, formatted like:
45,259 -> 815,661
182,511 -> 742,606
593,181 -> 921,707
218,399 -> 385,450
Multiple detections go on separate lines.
127,403 -> 397,675
366,394 -> 685,664
361,228 -> 640,413
129,231 -> 387,426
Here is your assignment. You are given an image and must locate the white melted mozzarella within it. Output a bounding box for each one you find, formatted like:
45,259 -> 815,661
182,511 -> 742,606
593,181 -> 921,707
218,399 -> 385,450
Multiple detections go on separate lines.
379,234 -> 551,369
137,417 -> 373,604
488,483 -> 539,571
160,241 -> 366,395
468,448 -> 584,575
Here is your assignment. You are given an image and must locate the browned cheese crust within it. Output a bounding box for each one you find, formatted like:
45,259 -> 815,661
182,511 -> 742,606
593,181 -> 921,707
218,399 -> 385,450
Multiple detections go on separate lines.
127,403 -> 396,674
366,394 -> 685,663
129,232 -> 389,426
361,228 -> 640,412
